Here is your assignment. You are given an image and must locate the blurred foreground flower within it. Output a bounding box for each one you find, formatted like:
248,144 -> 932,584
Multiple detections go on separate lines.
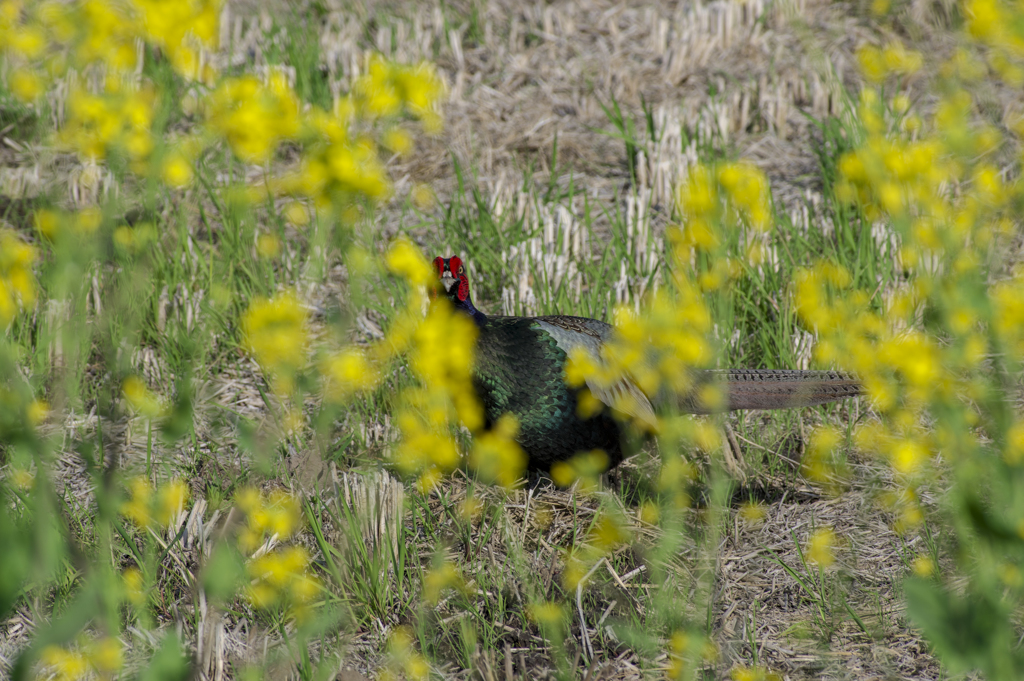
0,230 -> 37,325
235,487 -> 303,552
381,626 -> 430,681
206,74 -> 301,164
246,545 -> 320,618
241,292 -> 309,394
39,637 -> 124,681
122,376 -> 163,418
806,527 -> 837,568
121,478 -> 190,529
322,347 -> 379,402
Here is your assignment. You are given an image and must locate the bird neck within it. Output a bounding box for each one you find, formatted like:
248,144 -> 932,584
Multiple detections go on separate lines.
452,293 -> 488,327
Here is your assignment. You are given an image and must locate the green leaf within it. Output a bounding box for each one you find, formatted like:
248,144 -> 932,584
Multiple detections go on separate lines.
202,543 -> 245,603
904,577 -> 1024,679
0,491 -> 31,619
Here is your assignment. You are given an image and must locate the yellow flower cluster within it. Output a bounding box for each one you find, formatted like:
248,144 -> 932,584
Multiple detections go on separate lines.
203,59 -> 442,208
246,545 -> 320,617
467,414 -> 527,488
836,89 -> 1004,234
794,267 -> 945,484
549,449 -> 609,491
965,0 -> 1024,84
991,273 -> 1024,360
241,291 -> 309,395
122,375 -> 163,418
1,0 -> 219,97
422,560 -> 466,604
121,477 -> 190,530
58,81 -> 158,170
321,347 -> 378,403
730,666 -> 783,681
7,0 -> 443,216
856,42 -> 924,83
205,74 -> 302,164
805,527 -> 837,568
122,567 -> 146,606
796,33 -> 1024,524
383,240 -> 525,489
34,207 -> 102,242
676,161 -> 772,264
353,55 -> 445,132
528,600 -> 564,629
564,281 -> 713,430
561,511 -> 631,589
560,164 -> 770,494
38,637 -> 123,681
131,0 -> 221,81
0,230 -> 37,326
665,630 -> 718,680
276,114 -> 392,207
380,626 -> 430,681
234,487 -> 303,552
232,488 -> 320,617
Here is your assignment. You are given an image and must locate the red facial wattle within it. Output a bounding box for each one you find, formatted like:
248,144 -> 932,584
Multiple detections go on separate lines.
457,275 -> 469,301
432,256 -> 444,275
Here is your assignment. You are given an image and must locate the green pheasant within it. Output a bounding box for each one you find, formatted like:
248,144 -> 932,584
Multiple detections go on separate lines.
433,255 -> 860,473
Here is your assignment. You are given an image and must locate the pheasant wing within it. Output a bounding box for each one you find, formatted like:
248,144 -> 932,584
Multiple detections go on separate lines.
533,316 -> 658,429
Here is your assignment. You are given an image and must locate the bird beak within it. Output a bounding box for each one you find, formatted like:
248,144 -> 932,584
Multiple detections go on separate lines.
440,272 -> 456,292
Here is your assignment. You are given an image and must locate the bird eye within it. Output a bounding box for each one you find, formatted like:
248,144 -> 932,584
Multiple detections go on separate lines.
458,265 -> 464,274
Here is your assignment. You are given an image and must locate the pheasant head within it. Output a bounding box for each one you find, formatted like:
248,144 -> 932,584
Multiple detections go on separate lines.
432,255 -> 486,324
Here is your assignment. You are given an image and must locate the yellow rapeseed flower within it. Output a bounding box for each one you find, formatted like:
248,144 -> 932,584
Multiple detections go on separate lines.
732,667 -> 783,681
206,74 -> 300,163
161,151 -> 193,187
806,527 -> 836,567
39,645 -> 90,681
550,449 -> 609,491
122,375 -> 162,418
121,477 -> 189,529
739,501 -> 767,524
385,237 -> 434,287
122,567 -> 146,606
9,68 -> 43,102
121,477 -> 153,529
423,561 -> 465,604
241,291 -> 309,393
132,0 -> 222,79
246,545 -> 320,617
382,126 -> 413,155
468,414 -> 527,487
0,230 -> 37,325
386,627 -> 431,681
913,555 -> 935,577
59,85 -> 156,162
322,347 -> 379,401
283,201 -> 310,227
255,234 -> 281,259
156,479 -> 189,526
528,601 -> 564,628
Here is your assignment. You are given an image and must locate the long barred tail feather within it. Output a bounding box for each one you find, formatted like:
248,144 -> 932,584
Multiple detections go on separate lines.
679,369 -> 861,414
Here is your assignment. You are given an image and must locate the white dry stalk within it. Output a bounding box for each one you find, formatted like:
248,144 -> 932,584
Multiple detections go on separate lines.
500,190 -> 587,315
